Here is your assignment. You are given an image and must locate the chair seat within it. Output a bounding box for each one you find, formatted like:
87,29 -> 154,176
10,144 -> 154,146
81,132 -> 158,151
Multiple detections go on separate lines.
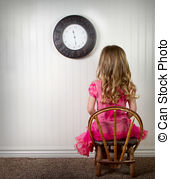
95,137 -> 138,146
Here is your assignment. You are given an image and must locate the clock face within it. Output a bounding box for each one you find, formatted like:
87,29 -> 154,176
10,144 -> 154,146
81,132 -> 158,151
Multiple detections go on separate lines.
53,15 -> 96,59
62,24 -> 88,50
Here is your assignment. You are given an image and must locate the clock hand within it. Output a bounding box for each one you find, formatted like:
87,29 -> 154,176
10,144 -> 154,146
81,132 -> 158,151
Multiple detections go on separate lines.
72,30 -> 77,46
72,30 -> 76,39
72,30 -> 75,36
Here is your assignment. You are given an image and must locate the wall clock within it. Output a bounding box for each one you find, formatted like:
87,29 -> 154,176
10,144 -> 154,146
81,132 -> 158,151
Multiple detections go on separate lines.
53,15 -> 96,59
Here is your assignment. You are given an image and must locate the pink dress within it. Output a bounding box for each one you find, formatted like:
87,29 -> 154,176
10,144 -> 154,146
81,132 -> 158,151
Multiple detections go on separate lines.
75,80 -> 148,156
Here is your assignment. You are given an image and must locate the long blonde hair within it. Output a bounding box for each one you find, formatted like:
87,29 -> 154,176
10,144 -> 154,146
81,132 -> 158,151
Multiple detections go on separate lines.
96,45 -> 137,103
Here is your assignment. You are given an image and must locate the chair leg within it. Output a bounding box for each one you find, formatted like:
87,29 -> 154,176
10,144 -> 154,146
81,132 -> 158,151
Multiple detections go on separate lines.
126,147 -> 130,166
127,152 -> 130,160
117,145 -> 122,160
129,147 -> 135,178
94,146 -> 97,165
96,145 -> 102,177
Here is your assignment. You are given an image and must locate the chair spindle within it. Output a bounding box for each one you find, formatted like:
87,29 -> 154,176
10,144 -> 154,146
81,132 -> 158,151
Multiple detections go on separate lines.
113,110 -> 117,161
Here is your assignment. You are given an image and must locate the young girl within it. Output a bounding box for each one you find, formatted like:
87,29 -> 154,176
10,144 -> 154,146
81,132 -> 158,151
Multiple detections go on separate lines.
75,45 -> 148,156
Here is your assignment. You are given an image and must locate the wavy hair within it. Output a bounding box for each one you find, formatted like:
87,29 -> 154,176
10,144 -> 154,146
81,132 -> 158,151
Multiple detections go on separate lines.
96,45 -> 137,103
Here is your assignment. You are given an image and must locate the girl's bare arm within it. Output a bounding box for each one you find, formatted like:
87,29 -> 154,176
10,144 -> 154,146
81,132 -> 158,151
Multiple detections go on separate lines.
87,96 -> 96,115
127,98 -> 137,118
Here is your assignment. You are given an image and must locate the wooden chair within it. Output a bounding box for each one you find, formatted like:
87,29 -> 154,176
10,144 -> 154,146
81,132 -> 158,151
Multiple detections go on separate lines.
88,106 -> 143,177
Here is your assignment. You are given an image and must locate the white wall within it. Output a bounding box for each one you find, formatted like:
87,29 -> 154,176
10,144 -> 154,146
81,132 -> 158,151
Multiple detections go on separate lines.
0,0 -> 154,157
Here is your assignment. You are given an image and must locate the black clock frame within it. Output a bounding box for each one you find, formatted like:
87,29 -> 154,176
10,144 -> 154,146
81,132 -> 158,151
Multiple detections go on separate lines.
53,15 -> 96,59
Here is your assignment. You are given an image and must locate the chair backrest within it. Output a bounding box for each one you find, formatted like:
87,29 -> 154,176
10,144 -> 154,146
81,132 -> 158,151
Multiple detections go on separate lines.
88,106 -> 143,162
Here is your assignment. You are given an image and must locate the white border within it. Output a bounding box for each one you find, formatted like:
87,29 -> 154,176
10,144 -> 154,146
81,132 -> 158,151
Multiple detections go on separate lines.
155,0 -> 170,178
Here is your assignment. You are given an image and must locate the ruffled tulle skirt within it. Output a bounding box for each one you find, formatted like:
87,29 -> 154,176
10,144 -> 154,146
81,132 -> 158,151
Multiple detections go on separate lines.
75,118 -> 148,156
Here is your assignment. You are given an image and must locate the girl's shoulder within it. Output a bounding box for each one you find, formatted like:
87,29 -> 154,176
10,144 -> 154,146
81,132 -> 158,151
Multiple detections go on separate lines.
88,79 -> 102,99
90,79 -> 102,90
89,79 -> 101,85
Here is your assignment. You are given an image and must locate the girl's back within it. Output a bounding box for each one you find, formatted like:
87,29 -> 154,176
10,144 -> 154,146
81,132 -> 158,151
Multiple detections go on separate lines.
89,79 -> 128,120
89,79 -> 127,110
